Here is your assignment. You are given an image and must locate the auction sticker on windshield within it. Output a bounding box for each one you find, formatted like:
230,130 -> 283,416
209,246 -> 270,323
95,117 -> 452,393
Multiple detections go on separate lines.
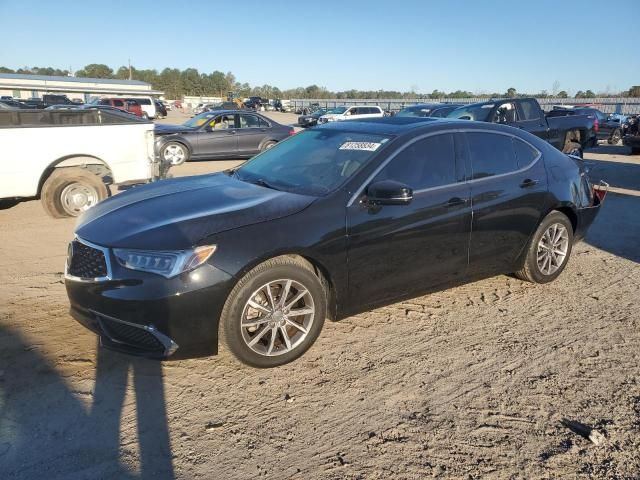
339,141 -> 383,151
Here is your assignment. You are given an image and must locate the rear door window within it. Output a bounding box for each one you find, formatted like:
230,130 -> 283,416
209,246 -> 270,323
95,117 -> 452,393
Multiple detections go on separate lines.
113,99 -> 124,107
512,138 -> 540,168
239,114 -> 261,128
374,133 -> 457,190
466,132 -> 518,179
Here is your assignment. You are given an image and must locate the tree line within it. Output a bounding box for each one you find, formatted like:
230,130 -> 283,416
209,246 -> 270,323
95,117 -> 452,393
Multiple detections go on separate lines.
1,65 -> 639,99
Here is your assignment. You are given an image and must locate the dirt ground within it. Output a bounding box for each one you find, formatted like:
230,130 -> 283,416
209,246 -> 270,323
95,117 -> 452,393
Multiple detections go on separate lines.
1,112 -> 639,480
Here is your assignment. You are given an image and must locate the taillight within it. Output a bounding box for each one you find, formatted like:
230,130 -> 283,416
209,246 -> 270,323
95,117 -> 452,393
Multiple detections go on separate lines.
593,180 -> 609,204
288,128 -> 296,136
593,118 -> 599,133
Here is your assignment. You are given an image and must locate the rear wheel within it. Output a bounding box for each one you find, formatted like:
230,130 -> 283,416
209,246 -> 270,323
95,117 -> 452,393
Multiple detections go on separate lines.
41,167 -> 109,218
515,211 -> 574,284
220,256 -> 326,368
261,140 -> 276,152
608,129 -> 621,145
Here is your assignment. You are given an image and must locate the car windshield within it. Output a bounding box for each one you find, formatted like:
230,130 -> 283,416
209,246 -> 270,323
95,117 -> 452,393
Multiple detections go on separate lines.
396,105 -> 433,117
235,129 -> 392,196
326,107 -> 347,114
447,104 -> 493,121
182,112 -> 217,128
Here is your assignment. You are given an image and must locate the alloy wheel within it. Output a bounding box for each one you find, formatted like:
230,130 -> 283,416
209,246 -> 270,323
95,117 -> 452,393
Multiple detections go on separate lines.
536,223 -> 569,275
240,279 -> 315,357
163,144 -> 186,165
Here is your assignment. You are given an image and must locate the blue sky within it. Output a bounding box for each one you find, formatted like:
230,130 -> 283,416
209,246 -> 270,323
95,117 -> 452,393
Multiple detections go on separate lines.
0,0 -> 638,94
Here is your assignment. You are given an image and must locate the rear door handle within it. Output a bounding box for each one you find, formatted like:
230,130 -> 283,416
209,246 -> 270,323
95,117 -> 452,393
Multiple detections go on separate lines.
447,197 -> 467,207
227,130 -> 236,135
520,179 -> 539,188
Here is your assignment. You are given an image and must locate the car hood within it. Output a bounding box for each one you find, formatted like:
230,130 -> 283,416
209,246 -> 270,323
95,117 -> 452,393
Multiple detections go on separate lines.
75,173 -> 315,250
154,123 -> 196,135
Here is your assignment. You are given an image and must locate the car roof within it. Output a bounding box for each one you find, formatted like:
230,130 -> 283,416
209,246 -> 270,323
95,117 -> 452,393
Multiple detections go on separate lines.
316,116 -> 539,137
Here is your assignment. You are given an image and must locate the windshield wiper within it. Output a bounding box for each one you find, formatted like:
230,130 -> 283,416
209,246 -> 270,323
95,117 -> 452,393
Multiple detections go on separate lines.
249,178 -> 281,191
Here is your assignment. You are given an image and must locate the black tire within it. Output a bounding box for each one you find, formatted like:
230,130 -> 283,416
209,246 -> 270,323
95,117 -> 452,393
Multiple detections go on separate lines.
220,256 -> 326,368
515,211 -> 574,284
161,141 -> 189,165
41,167 -> 109,218
260,140 -> 276,152
631,147 -> 640,156
607,129 -> 621,145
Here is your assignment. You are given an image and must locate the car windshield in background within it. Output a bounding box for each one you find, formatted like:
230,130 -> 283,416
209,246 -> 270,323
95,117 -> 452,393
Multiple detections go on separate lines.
183,112 -> 216,128
397,106 -> 432,117
235,129 -> 391,196
326,106 -> 347,114
447,104 -> 493,121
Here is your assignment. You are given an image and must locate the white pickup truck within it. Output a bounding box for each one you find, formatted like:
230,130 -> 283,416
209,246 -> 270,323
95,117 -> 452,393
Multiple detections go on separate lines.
0,108 -> 161,218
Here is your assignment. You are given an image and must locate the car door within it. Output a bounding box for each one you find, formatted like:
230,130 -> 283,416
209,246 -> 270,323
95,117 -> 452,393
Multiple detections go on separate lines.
514,99 -> 551,142
237,113 -> 268,155
195,114 -> 238,158
462,130 -> 549,276
346,132 -> 471,307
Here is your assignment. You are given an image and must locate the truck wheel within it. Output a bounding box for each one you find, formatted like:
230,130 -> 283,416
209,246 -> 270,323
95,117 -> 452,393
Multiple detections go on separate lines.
631,147 -> 640,156
608,129 -> 621,145
41,167 -> 109,218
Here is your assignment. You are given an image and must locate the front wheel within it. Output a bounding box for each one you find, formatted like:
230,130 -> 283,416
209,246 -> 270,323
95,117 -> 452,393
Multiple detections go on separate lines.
220,256 -> 326,367
515,211 -> 574,284
161,142 -> 189,165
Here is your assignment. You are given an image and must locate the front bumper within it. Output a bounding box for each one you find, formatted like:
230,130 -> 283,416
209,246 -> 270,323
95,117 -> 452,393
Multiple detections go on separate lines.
65,246 -> 235,359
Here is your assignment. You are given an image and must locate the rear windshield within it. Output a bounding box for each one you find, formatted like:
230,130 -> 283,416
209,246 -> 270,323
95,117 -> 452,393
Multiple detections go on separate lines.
235,129 -> 391,196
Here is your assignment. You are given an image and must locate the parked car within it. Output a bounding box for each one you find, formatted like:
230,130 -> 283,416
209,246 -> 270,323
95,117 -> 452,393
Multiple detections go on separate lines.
154,100 -> 167,118
154,110 -> 295,165
447,98 -> 595,157
0,108 -> 161,218
547,106 -> 623,145
396,103 -> 464,118
205,101 -> 241,111
96,98 -> 144,117
298,108 -> 328,127
163,101 -> 173,111
273,99 -> 291,112
19,94 -> 82,109
244,96 -> 269,111
317,105 -> 384,124
622,115 -> 640,154
122,97 -> 157,119
0,99 -> 30,109
64,117 -> 605,366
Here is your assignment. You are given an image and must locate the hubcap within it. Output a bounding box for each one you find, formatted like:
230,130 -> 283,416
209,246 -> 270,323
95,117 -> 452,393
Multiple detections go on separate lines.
163,144 -> 185,165
241,279 -> 315,357
536,223 -> 569,275
60,183 -> 99,216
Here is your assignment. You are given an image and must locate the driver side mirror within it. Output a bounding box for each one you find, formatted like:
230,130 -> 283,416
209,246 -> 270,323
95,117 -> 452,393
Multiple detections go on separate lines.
366,180 -> 413,206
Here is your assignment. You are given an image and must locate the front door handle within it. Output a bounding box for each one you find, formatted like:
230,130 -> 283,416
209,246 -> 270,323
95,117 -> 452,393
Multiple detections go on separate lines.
226,130 -> 236,135
447,197 -> 467,207
520,178 -> 539,188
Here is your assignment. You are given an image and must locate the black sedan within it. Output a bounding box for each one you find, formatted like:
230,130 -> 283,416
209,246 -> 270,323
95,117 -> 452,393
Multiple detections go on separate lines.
396,103 -> 464,118
65,117 -> 605,367
155,110 -> 294,164
298,108 -> 327,127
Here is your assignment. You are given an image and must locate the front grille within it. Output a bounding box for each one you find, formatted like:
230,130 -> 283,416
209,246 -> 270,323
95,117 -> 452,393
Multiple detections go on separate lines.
67,240 -> 108,279
100,316 -> 165,353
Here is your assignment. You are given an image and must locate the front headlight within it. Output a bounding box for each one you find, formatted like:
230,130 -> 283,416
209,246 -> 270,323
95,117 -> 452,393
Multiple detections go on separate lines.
113,245 -> 216,278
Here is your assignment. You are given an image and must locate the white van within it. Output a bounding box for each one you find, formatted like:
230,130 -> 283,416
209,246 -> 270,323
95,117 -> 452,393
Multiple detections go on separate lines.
122,96 -> 157,119
318,105 -> 384,124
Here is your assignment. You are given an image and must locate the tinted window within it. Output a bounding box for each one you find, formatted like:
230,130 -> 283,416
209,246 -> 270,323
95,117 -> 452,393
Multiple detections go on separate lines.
258,117 -> 270,127
98,99 -> 110,105
519,100 -> 540,120
239,114 -> 261,128
513,138 -> 539,168
113,99 -> 124,107
431,106 -> 457,118
374,134 -> 456,190
466,132 -> 518,179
